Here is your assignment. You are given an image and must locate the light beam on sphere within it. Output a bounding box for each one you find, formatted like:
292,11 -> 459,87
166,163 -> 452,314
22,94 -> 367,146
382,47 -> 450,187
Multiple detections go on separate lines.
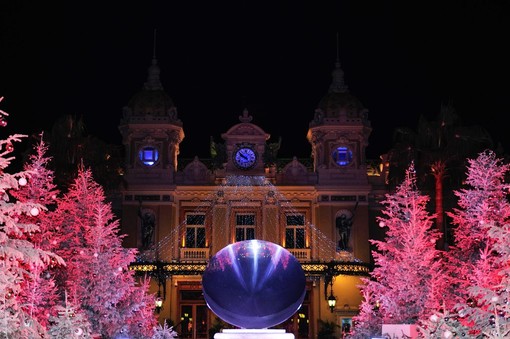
202,239 -> 306,329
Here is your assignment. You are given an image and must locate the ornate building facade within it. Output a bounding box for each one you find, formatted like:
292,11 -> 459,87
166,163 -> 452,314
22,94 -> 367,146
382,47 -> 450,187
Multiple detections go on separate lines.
119,53 -> 388,339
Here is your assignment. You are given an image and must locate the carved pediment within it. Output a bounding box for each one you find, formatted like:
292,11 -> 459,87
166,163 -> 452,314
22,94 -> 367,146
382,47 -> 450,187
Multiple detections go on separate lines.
282,157 -> 308,177
222,123 -> 269,140
182,156 -> 212,184
276,157 -> 314,185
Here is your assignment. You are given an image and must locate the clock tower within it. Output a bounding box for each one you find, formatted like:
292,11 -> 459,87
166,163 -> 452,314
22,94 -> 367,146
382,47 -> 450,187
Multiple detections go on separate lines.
307,56 -> 372,187
221,109 -> 270,176
119,55 -> 184,188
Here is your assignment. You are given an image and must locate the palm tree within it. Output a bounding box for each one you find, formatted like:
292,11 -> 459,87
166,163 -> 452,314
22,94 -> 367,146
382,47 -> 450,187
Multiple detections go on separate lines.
387,101 -> 493,250
45,114 -> 124,193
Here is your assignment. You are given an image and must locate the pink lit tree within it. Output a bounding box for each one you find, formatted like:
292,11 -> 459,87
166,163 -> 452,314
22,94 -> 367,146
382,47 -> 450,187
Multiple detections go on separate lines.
51,165 -> 157,338
349,163 -> 444,338
448,150 -> 510,294
0,97 -> 64,337
421,150 -> 510,337
9,135 -> 63,329
448,151 -> 510,290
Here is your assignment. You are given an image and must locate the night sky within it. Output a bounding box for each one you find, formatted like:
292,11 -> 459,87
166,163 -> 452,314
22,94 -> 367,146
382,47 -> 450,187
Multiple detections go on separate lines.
1,1 -> 509,160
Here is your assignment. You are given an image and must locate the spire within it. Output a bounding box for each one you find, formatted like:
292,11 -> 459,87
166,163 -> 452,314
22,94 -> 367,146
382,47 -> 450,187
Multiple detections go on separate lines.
328,32 -> 348,93
144,29 -> 163,90
153,28 -> 157,60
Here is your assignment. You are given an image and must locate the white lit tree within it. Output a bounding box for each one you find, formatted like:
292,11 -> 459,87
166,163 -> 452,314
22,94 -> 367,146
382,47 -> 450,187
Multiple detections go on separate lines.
47,291 -> 93,338
151,321 -> 179,339
348,288 -> 382,338
480,220 -> 510,338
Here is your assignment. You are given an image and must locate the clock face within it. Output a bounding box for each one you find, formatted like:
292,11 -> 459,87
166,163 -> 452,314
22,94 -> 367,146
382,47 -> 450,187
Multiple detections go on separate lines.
234,147 -> 257,169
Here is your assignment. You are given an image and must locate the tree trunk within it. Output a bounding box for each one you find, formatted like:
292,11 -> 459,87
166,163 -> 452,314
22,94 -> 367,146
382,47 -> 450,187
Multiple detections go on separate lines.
431,161 -> 445,250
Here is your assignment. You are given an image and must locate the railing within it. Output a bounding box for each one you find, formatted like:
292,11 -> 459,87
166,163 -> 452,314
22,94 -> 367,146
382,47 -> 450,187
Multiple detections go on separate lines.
180,247 -> 210,260
289,248 -> 311,261
130,259 -> 371,277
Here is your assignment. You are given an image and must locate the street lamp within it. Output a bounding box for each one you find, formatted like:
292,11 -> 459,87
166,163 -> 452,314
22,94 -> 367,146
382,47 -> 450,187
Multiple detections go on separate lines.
326,278 -> 336,313
155,291 -> 163,313
154,266 -> 167,314
327,291 -> 337,312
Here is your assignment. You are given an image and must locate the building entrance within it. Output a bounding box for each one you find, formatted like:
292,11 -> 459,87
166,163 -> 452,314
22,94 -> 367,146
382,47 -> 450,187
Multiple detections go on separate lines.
177,287 -> 209,339
177,304 -> 209,339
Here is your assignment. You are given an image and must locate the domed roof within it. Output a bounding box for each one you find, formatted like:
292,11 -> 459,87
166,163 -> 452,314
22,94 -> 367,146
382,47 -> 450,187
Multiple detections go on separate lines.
122,58 -> 181,125
126,88 -> 175,117
310,60 -> 368,127
317,91 -> 366,119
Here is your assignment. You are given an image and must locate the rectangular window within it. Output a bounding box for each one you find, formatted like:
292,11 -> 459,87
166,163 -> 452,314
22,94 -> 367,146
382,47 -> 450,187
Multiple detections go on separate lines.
185,213 -> 206,248
235,213 -> 255,242
286,215 -> 305,226
186,214 -> 205,225
331,195 -> 357,201
236,214 -> 255,225
285,213 -> 306,249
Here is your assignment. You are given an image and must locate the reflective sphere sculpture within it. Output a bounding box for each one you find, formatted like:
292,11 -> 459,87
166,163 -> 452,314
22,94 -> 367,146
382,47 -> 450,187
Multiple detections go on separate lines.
202,240 -> 306,329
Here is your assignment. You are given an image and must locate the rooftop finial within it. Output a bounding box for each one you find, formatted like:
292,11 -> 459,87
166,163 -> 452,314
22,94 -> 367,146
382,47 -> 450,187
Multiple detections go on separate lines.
336,32 -> 339,62
239,108 -> 253,123
153,28 -> 157,60
144,28 -> 163,90
328,32 -> 348,93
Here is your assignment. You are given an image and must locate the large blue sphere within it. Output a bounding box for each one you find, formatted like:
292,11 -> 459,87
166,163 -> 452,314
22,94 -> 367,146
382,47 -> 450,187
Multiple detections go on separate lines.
202,240 -> 306,329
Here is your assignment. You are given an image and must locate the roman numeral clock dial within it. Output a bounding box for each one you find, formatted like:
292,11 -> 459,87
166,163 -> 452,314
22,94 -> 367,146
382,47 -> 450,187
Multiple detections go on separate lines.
234,147 -> 257,169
